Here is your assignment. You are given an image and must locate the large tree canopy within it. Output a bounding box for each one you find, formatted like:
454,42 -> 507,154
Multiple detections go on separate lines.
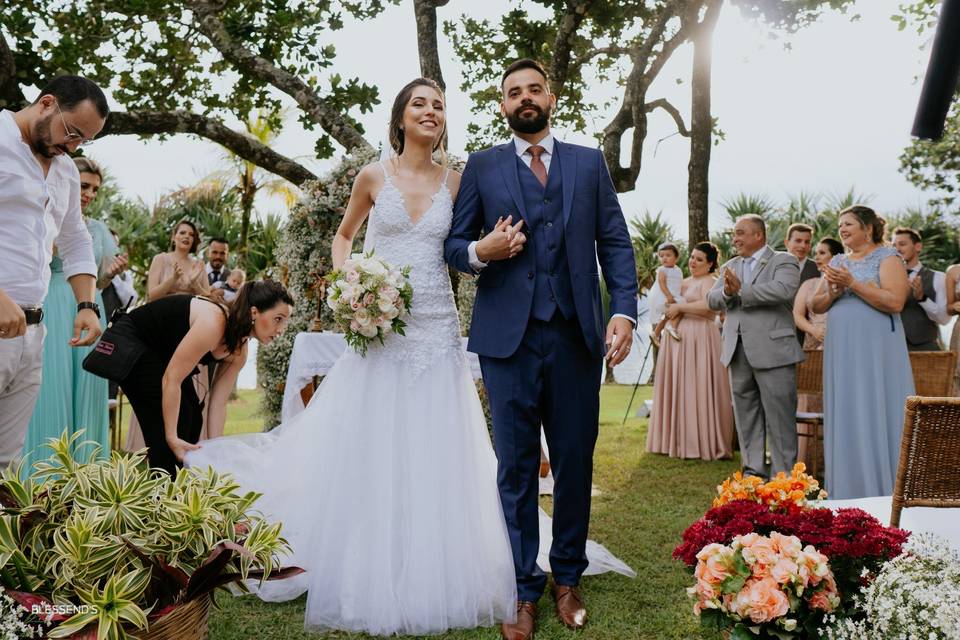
1,0 -> 854,240
0,0 -> 399,184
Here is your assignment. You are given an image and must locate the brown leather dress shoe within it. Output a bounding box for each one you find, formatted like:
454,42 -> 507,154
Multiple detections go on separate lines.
553,584 -> 587,629
501,601 -> 537,640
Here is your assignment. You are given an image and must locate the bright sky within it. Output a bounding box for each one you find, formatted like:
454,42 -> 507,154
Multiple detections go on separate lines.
81,0 -> 935,240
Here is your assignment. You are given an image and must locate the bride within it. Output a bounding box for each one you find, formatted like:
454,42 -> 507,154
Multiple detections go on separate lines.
186,78 -> 632,636
187,78 -> 518,635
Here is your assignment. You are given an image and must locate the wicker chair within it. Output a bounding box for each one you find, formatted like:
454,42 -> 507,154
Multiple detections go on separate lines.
908,351 -> 958,397
795,349 -> 824,479
890,396 -> 960,527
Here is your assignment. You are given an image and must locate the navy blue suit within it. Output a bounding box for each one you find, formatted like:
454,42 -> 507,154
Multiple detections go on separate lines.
444,139 -> 637,601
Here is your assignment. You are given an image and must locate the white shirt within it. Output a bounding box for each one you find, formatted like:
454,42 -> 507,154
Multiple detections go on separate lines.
0,110 -> 96,307
908,262 -> 949,325
110,271 -> 139,309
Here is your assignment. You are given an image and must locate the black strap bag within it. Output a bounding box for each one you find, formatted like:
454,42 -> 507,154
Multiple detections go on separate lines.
82,300 -> 147,382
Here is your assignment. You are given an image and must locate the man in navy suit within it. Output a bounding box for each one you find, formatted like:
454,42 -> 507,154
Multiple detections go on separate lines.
444,59 -> 638,640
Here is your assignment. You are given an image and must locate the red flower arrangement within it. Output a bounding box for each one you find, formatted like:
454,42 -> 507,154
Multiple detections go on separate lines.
674,499 -> 909,603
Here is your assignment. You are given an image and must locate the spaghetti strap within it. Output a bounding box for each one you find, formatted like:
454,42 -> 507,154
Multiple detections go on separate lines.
377,161 -> 390,179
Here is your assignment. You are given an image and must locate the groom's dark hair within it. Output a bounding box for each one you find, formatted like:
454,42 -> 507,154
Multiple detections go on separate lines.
501,59 -> 550,90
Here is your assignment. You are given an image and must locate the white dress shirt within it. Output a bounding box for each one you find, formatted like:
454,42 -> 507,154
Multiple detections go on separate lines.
0,110 -> 96,307
908,263 -> 949,325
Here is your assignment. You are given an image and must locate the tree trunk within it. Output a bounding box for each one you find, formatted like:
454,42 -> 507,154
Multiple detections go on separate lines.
413,0 -> 448,89
687,0 -> 723,249
239,181 -> 256,265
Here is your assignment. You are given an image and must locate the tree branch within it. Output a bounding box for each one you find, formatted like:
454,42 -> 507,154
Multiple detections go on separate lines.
550,0 -> 595,99
0,31 -> 26,110
414,0 -> 449,90
100,110 -> 318,185
645,98 -> 690,136
571,45 -> 632,69
185,0 -> 373,155
599,0 -> 694,192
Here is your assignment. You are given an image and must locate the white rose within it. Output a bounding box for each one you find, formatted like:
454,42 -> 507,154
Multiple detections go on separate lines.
385,307 -> 400,320
358,323 -> 378,338
354,308 -> 371,326
364,260 -> 387,277
378,298 -> 395,313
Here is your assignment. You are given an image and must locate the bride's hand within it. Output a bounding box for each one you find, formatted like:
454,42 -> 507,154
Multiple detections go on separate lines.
168,437 -> 201,462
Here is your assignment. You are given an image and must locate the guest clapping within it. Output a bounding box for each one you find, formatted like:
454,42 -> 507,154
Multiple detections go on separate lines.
792,237 -> 844,351
117,282 -> 293,474
811,205 -> 913,499
147,220 -> 210,301
892,227 -> 948,351
647,242 -> 733,460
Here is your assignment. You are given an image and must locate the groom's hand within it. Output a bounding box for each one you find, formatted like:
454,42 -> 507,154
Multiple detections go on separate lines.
605,316 -> 634,366
476,216 -> 527,262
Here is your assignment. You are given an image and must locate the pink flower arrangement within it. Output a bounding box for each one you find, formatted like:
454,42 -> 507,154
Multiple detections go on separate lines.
692,533 -> 839,638
326,252 -> 413,356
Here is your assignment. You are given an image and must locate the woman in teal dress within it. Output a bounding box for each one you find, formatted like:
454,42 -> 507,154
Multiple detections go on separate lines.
21,158 -> 126,471
812,205 -> 914,500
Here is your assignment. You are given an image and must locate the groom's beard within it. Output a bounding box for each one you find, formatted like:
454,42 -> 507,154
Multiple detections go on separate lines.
507,103 -> 551,135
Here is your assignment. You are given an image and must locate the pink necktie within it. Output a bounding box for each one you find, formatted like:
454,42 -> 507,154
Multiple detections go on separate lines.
527,145 -> 547,187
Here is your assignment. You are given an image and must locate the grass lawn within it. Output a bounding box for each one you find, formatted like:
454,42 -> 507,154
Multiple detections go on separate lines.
208,385 -> 738,639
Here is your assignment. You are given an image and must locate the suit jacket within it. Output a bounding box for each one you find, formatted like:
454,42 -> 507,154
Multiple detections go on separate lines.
707,246 -> 804,370
798,258 -> 820,284
444,139 -> 638,359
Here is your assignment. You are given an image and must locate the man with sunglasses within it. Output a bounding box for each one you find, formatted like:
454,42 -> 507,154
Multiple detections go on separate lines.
0,75 -> 108,467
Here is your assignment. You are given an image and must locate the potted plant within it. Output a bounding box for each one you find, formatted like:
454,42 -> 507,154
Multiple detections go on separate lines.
0,432 -> 302,639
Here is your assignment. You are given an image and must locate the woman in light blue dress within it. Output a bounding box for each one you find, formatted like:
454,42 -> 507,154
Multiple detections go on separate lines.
21,158 -> 123,471
812,205 -> 914,500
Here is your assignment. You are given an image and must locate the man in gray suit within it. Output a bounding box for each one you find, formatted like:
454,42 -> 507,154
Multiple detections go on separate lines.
708,215 -> 804,478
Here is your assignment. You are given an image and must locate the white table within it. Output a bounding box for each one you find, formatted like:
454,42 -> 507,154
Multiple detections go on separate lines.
820,497 -> 960,550
281,332 -> 483,423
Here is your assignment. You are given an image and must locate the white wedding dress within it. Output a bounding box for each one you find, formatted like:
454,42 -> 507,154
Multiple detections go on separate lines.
186,164 -> 632,636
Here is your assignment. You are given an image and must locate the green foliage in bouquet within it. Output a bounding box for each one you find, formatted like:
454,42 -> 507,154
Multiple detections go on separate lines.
0,432 -> 301,640
326,251 -> 414,357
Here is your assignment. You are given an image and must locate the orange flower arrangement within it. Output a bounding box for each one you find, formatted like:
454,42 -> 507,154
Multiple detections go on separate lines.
713,463 -> 826,512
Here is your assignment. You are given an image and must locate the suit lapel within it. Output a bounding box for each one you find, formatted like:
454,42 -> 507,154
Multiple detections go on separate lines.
496,143 -> 528,224
749,246 -> 774,284
556,140 -> 576,227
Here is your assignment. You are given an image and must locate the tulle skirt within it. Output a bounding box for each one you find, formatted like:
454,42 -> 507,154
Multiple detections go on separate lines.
186,350 -> 517,635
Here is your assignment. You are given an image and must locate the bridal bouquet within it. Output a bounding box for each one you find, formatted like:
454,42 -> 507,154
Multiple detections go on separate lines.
326,252 -> 413,356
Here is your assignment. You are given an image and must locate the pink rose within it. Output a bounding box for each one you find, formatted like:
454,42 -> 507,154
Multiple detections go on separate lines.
363,293 -> 375,305
742,537 -> 778,568
769,558 -> 799,585
734,578 -> 790,624
345,270 -> 360,283
770,532 -> 802,558
349,320 -> 360,332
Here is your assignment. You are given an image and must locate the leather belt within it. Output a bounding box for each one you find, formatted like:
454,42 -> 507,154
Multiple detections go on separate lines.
20,306 -> 44,325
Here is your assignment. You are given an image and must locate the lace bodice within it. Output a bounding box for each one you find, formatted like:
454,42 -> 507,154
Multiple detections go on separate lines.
358,163 -> 462,376
830,246 -> 898,286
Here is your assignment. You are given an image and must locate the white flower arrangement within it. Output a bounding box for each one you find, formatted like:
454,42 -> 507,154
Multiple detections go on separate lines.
326,252 -> 413,356
0,593 -> 48,640
819,533 -> 960,640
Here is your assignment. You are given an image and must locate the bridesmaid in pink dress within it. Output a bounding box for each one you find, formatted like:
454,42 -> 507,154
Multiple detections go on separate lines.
646,242 -> 734,460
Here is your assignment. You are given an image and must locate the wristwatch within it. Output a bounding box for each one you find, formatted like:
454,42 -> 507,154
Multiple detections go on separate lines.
77,301 -> 101,319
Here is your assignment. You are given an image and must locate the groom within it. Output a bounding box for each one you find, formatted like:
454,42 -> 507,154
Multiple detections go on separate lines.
445,59 -> 637,640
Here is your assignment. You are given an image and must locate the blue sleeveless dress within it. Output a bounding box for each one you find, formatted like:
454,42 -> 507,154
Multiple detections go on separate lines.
822,246 -> 914,499
21,218 -> 117,472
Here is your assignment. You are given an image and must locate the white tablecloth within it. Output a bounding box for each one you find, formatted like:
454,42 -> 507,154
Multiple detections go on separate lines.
281,332 -> 483,423
820,496 -> 960,550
